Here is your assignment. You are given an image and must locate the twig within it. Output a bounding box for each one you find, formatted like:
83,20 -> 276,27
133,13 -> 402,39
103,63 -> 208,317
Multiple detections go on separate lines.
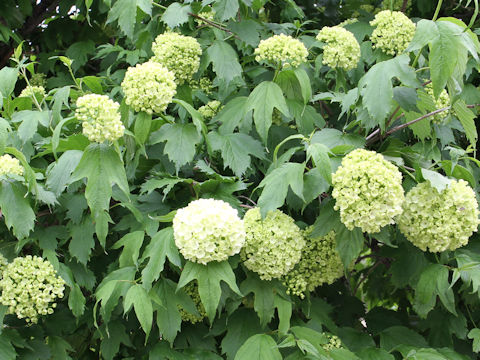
238,195 -> 257,206
239,204 -> 254,209
189,13 -> 239,38
354,261 -> 383,295
384,106 -> 450,137
401,0 -> 409,12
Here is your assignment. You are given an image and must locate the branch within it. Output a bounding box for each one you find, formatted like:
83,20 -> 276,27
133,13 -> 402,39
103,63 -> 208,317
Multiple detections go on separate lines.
384,106 -> 450,137
401,0 -> 409,12
189,13 -> 239,39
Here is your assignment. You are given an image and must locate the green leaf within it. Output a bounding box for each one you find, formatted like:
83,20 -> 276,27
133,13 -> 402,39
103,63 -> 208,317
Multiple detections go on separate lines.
68,217 -> 95,265
112,231 -> 145,268
214,0 -> 239,21
140,227 -> 181,291
161,2 -> 191,28
468,328 -> 480,353
257,162 -> 305,217
13,110 -> 48,144
68,284 -> 86,318
48,336 -> 74,360
307,143 -> 332,184
0,332 -> 16,360
107,0 -> 152,38
208,132 -> 265,177
234,334 -> 282,360
217,97 -> 249,134
221,309 -> 264,359
152,123 -> 202,171
0,181 -> 35,239
247,81 -> 290,143
207,40 -> 242,83
358,54 -> 418,129
453,100 -> 477,147
124,284 -> 153,340
240,274 -> 275,327
335,225 -> 364,268
310,128 -> 365,154
274,294 -> 292,334
66,40 -> 95,71
380,326 -> 428,352
152,279 -> 183,344
46,150 -> 83,196
177,261 -> 242,322
356,348 -> 394,360
421,169 -> 451,192
311,199 -> 342,237
0,67 -> 17,98
134,112 -> 152,145
70,143 -> 129,246
100,321 -> 133,360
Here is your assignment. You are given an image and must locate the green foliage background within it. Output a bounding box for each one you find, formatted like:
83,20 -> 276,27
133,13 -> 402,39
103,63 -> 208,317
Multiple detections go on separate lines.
0,0 -> 480,359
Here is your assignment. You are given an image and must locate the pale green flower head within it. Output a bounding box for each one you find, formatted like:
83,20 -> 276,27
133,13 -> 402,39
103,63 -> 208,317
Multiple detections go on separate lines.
75,94 -> 124,143
254,34 -> 308,68
0,255 -> 65,323
196,9 -> 215,26
121,61 -> 176,114
398,180 -> 480,252
283,228 -> 343,298
370,10 -> 415,55
173,198 -> 246,264
317,26 -> 361,71
425,83 -> 451,124
0,154 -> 23,177
190,77 -> 213,94
379,0 -> 412,13
323,334 -> 342,351
241,208 -> 305,280
198,100 -> 222,119
151,32 -> 202,85
178,281 -> 206,324
19,85 -> 46,101
332,149 -> 405,234
0,254 -> 8,277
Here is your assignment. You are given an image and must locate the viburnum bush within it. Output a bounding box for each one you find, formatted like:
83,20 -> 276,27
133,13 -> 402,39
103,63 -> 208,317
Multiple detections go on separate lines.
2,0 -> 480,359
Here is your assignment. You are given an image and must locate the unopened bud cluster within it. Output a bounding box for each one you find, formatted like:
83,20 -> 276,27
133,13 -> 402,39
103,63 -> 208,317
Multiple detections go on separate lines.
0,154 -> 24,177
19,85 -> 46,101
254,34 -> 308,68
317,26 -> 360,71
332,149 -> 404,234
241,208 -> 305,280
398,180 -> 480,252
0,255 -> 65,323
425,83 -> 451,124
198,100 -> 222,119
75,94 -> 124,143
178,282 -> 206,324
370,10 -> 415,55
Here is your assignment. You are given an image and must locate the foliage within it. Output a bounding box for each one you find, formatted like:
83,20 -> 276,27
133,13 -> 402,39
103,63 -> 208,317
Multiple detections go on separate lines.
1,0 -> 480,359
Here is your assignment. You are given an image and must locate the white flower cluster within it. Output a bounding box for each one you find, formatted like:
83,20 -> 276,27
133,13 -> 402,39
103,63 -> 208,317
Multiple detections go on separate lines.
75,94 -> 124,143
151,32 -> 202,85
173,198 -> 246,264
0,255 -> 65,323
19,85 -> 46,101
241,208 -> 305,280
178,281 -> 206,324
425,83 -> 451,124
198,100 -> 222,119
370,10 -> 416,55
398,180 -> 480,252
254,34 -> 308,68
332,149 -> 404,234
283,229 -> 343,298
121,61 -> 176,114
0,154 -> 24,177
316,26 -> 361,71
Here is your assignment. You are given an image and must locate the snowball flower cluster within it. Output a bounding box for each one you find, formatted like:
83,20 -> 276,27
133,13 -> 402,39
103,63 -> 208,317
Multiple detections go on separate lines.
241,208 -> 305,280
323,335 -> 342,351
178,282 -> 206,324
198,100 -> 222,119
19,85 -> 46,101
0,255 -> 65,323
254,34 -> 308,68
173,198 -> 245,264
425,83 -> 451,124
332,149 -> 404,233
0,154 -> 24,177
151,32 -> 202,85
121,61 -> 176,114
283,229 -> 343,298
75,94 -> 124,143
370,10 -> 416,55
317,26 -> 361,71
190,77 -> 213,94
397,180 -> 480,252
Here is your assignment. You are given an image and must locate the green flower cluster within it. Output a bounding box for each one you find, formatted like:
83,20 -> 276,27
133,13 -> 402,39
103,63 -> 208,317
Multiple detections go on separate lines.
198,100 -> 222,119
241,208 -> 305,280
0,154 -> 24,177
75,94 -> 124,143
19,85 -> 46,101
316,26 -> 361,71
196,10 -> 215,26
370,10 -> 416,55
151,32 -> 202,85
332,149 -> 404,234
173,198 -> 246,264
338,18 -> 358,27
178,282 -> 206,324
121,62 -> 176,114
398,180 -> 480,252
283,229 -> 343,298
323,334 -> 342,351
379,0 -> 412,13
0,254 -> 7,276
0,255 -> 65,323
190,77 -> 213,94
254,34 -> 308,68
425,83 -> 451,124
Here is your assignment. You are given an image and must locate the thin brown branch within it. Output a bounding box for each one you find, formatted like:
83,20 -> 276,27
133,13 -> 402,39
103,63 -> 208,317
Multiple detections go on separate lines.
384,106 -> 450,137
189,13 -> 239,39
401,0 -> 409,12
